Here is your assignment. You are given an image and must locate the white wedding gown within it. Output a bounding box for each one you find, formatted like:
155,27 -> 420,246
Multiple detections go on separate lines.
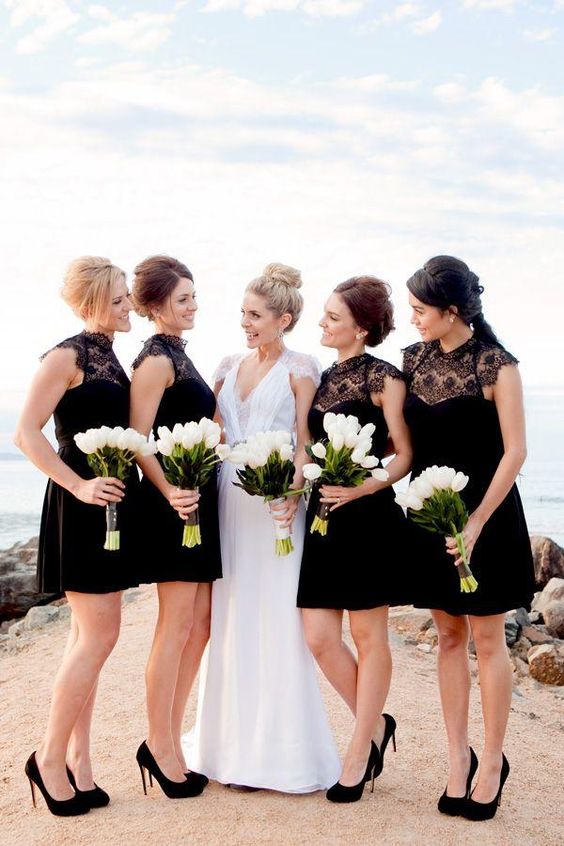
183,349 -> 341,792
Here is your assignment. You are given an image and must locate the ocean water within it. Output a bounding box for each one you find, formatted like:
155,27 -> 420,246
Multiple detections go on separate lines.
0,391 -> 562,551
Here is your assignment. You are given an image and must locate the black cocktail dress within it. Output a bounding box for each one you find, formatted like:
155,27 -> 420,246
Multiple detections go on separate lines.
132,334 -> 222,584
297,353 -> 408,610
37,331 -> 139,594
403,337 -> 535,616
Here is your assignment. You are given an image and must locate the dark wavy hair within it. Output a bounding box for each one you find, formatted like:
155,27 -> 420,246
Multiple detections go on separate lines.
334,276 -> 394,347
406,255 -> 501,345
132,255 -> 193,319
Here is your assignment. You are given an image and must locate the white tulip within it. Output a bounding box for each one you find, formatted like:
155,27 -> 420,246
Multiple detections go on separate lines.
451,471 -> 469,492
436,466 -> 456,490
279,443 -> 294,461
184,421 -> 201,444
303,463 -> 322,481
172,423 -> 184,442
205,431 -> 221,449
215,444 -> 232,461
97,426 -> 112,448
361,455 -> 379,469
422,465 -> 441,488
344,430 -> 359,448
157,426 -> 172,441
228,447 -> 247,465
372,467 -> 389,481
272,430 -> 292,448
106,426 -> 124,448
406,491 -> 424,510
156,437 -> 174,457
410,475 -> 434,500
331,433 -> 345,451
182,431 -> 197,450
311,442 -> 326,459
323,412 -> 337,433
359,422 -> 376,440
139,440 -> 158,456
74,432 -> 95,454
395,491 -> 409,508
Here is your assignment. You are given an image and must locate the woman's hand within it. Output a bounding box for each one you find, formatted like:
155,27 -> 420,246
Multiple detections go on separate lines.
270,494 -> 300,529
73,477 -> 125,506
168,487 -> 200,520
320,482 -> 372,512
446,511 -> 485,564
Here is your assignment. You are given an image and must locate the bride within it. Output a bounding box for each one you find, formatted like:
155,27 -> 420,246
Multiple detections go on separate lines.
183,263 -> 340,792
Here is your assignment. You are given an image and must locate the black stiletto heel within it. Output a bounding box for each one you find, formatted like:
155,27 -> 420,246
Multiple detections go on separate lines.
461,754 -> 510,821
135,742 -> 205,799
66,766 -> 110,808
326,743 -> 379,804
24,752 -> 90,817
372,713 -> 397,780
184,771 -> 209,791
438,747 -> 478,816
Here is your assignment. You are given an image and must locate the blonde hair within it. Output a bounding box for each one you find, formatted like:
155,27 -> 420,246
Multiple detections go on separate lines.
246,263 -> 303,332
61,257 -> 126,326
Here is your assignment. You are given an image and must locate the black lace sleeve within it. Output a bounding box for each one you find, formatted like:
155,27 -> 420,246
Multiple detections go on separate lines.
366,358 -> 404,395
401,342 -> 425,379
132,337 -> 171,372
40,334 -> 86,370
476,345 -> 519,387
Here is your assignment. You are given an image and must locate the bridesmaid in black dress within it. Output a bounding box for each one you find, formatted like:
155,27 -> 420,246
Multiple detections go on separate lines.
297,276 -> 412,803
130,255 -> 221,799
403,255 -> 535,820
15,257 -> 137,815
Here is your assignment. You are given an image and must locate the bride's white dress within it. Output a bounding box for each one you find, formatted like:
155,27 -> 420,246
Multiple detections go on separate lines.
183,349 -> 341,792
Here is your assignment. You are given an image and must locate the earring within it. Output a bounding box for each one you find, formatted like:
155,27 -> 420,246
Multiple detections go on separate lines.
449,316 -> 455,324
356,332 -> 364,340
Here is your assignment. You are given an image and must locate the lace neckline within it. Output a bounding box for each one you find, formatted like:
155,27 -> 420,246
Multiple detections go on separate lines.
152,333 -> 187,350
434,336 -> 476,358
82,331 -> 113,349
329,352 -> 371,373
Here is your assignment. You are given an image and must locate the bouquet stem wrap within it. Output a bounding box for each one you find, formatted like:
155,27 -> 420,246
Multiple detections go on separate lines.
268,497 -> 294,556
182,490 -> 201,548
454,530 -> 478,593
104,501 -> 120,551
310,502 -> 331,536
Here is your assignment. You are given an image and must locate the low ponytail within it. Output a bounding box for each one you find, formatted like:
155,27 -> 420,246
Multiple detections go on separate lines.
471,313 -> 501,346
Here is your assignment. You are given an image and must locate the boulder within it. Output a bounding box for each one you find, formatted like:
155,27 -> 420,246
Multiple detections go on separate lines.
530,537 -> 564,588
520,625 -> 554,645
527,643 -> 564,686
24,605 -> 60,630
0,537 -> 60,622
543,601 -> 564,640
504,616 -> 520,647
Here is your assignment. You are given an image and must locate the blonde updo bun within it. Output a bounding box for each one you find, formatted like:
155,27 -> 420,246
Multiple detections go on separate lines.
246,262 -> 304,332
61,256 -> 125,326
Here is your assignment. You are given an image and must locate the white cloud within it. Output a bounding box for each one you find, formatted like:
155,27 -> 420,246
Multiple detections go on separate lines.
381,2 -> 421,23
474,77 -> 564,150
5,0 -> 79,54
523,28 -> 556,42
78,7 -> 175,52
301,0 -> 364,16
334,73 -> 420,92
434,81 -> 467,103
463,0 -> 521,8
201,0 -> 364,16
411,10 -> 442,34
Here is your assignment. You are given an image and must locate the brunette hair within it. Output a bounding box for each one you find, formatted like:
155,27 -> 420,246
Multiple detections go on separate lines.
246,263 -> 303,333
61,256 -> 125,325
406,255 -> 501,345
132,255 -> 193,319
334,276 -> 394,347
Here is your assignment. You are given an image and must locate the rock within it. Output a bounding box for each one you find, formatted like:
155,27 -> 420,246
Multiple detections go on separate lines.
513,607 -> 530,627
530,536 -> 564,588
389,608 -> 433,639
527,643 -> 564,685
504,616 -> 520,647
416,626 -> 438,647
7,619 -> 25,638
520,625 -> 554,645
57,604 -> 71,622
512,637 -> 533,661
529,610 -> 542,625
416,643 -> 432,654
0,537 -> 59,622
24,605 -> 59,630
511,656 -> 529,678
543,601 -> 564,639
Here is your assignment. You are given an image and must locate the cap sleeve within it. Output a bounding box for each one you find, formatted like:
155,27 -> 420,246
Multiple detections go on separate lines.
401,342 -> 426,379
367,358 -> 404,395
476,345 -> 519,387
131,337 -> 171,371
213,353 -> 243,385
286,352 -> 322,387
40,334 -> 86,371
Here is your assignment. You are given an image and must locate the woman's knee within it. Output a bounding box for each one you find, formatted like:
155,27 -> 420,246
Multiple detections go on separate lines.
436,619 -> 469,653
472,622 -> 506,661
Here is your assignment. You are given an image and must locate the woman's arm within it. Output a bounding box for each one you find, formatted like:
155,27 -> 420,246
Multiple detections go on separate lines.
447,364 -> 526,563
320,377 -> 412,510
130,355 -> 198,517
14,348 -> 124,505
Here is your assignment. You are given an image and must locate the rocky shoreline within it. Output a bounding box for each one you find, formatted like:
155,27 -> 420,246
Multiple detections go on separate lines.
2,534 -> 564,685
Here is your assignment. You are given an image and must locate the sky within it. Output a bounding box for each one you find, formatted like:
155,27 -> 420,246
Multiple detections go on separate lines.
1,0 -> 563,449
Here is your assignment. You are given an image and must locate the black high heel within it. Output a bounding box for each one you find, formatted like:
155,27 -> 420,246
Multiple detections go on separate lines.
24,752 -> 90,817
66,766 -> 110,808
136,742 -> 204,799
184,771 -> 209,791
437,747 -> 478,816
372,713 -> 397,780
326,743 -> 380,804
461,754 -> 510,821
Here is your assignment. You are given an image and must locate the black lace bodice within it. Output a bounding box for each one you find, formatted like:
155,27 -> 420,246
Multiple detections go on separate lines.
312,354 -> 403,412
41,331 -> 129,387
403,338 -> 518,405
132,334 -> 216,436
132,334 -> 202,383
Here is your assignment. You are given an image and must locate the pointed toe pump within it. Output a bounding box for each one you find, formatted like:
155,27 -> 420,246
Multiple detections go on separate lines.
437,747 -> 478,816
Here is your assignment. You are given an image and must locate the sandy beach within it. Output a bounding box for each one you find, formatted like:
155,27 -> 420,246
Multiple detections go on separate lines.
1,587 -> 562,846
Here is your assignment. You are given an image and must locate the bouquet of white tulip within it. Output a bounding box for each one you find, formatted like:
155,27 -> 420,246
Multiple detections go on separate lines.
302,412 -> 389,537
74,425 -> 155,551
156,419 -> 229,548
395,465 -> 478,593
229,430 -> 297,556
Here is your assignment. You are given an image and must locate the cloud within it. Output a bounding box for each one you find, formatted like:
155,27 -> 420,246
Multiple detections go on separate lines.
78,6 -> 175,52
5,0 -> 79,54
411,10 -> 442,34
523,28 -> 556,42
462,0 -> 521,8
201,0 -> 364,16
